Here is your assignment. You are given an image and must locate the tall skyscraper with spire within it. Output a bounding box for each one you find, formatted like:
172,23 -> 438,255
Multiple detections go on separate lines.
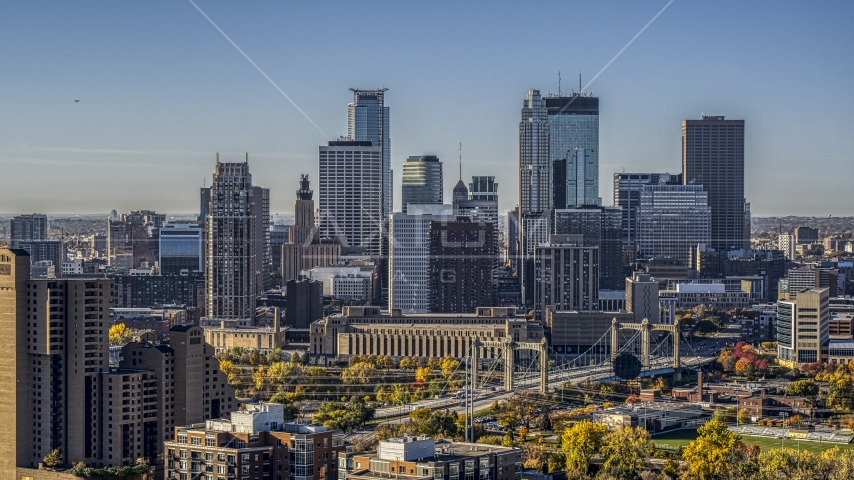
348,88 -> 391,217
545,86 -> 601,207
290,174 -> 318,244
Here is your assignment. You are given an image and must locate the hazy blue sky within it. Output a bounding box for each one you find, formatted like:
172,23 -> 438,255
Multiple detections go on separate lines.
1,1 -> 852,216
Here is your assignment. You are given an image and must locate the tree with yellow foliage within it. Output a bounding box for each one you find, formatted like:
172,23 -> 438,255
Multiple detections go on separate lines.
108,323 -> 136,345
415,366 -> 432,383
599,425 -> 653,474
560,420 -> 608,474
681,419 -> 743,479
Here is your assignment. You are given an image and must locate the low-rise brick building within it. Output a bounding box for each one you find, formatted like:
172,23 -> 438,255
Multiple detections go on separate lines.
340,437 -> 521,480
165,403 -> 345,480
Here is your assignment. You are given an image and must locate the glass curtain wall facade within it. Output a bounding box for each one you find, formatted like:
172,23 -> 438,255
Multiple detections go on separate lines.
519,90 -> 550,304
519,90 -> 550,215
636,185 -> 711,267
348,88 -> 391,217
469,176 -> 498,201
401,156 -> 443,213
545,94 -> 600,207
159,223 -> 203,274
682,116 -> 748,251
613,173 -> 680,253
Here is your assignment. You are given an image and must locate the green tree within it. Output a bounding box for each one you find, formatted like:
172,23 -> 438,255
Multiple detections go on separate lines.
547,452 -> 567,474
785,380 -> 819,398
681,419 -> 743,480
266,361 -> 302,387
561,420 -> 608,474
42,448 -> 62,468
711,407 -> 736,424
312,399 -> 375,432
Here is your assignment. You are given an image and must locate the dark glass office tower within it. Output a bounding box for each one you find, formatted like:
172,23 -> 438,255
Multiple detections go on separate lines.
682,116 -> 749,251
401,156 -> 443,213
348,88 -> 391,217
554,206 -> 623,291
545,93 -> 601,207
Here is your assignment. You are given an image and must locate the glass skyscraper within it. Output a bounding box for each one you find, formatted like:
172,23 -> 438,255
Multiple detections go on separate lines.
159,222 -> 203,274
348,88 -> 391,217
401,156 -> 443,213
545,93 -> 601,207
469,176 -> 498,202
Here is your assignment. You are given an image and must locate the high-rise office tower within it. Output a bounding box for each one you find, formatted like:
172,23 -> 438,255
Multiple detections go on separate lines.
457,176 -> 499,224
470,176 -> 498,201
533,235 -> 599,321
107,210 -> 165,269
389,204 -> 455,312
452,179 -> 469,212
285,279 -> 323,328
204,157 -> 268,321
777,287 -> 829,366
636,184 -> 711,267
554,206 -> 623,291
318,140 -> 383,254
519,89 -> 551,214
682,116 -> 749,251
795,226 -> 819,245
518,90 -> 550,304
348,88 -> 391,217
290,174 -> 318,245
10,214 -> 48,247
282,175 -> 340,284
12,240 -> 66,276
401,156 -> 443,213
546,91 -> 601,206
612,173 -> 681,255
551,148 -> 598,208
270,224 -> 291,277
507,209 -> 520,275
158,222 -> 204,274
429,217 -> 496,313
11,213 -> 64,275
779,234 -> 796,261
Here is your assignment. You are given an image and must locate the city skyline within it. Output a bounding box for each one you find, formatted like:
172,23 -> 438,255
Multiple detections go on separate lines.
1,1 -> 853,216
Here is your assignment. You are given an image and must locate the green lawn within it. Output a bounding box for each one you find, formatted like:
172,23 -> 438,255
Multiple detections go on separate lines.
652,429 -> 854,454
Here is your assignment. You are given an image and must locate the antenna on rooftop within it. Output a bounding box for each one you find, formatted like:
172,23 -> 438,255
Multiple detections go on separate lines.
558,71 -> 561,97
459,143 -> 462,181
579,71 -> 582,92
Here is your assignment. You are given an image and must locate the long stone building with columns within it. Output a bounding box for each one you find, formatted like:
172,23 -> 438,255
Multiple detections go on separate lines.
309,306 -> 544,360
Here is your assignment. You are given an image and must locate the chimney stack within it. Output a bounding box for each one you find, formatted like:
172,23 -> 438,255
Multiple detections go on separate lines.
697,371 -> 704,400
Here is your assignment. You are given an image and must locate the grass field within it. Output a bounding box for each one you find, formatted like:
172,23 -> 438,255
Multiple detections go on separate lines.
652,429 -> 854,454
